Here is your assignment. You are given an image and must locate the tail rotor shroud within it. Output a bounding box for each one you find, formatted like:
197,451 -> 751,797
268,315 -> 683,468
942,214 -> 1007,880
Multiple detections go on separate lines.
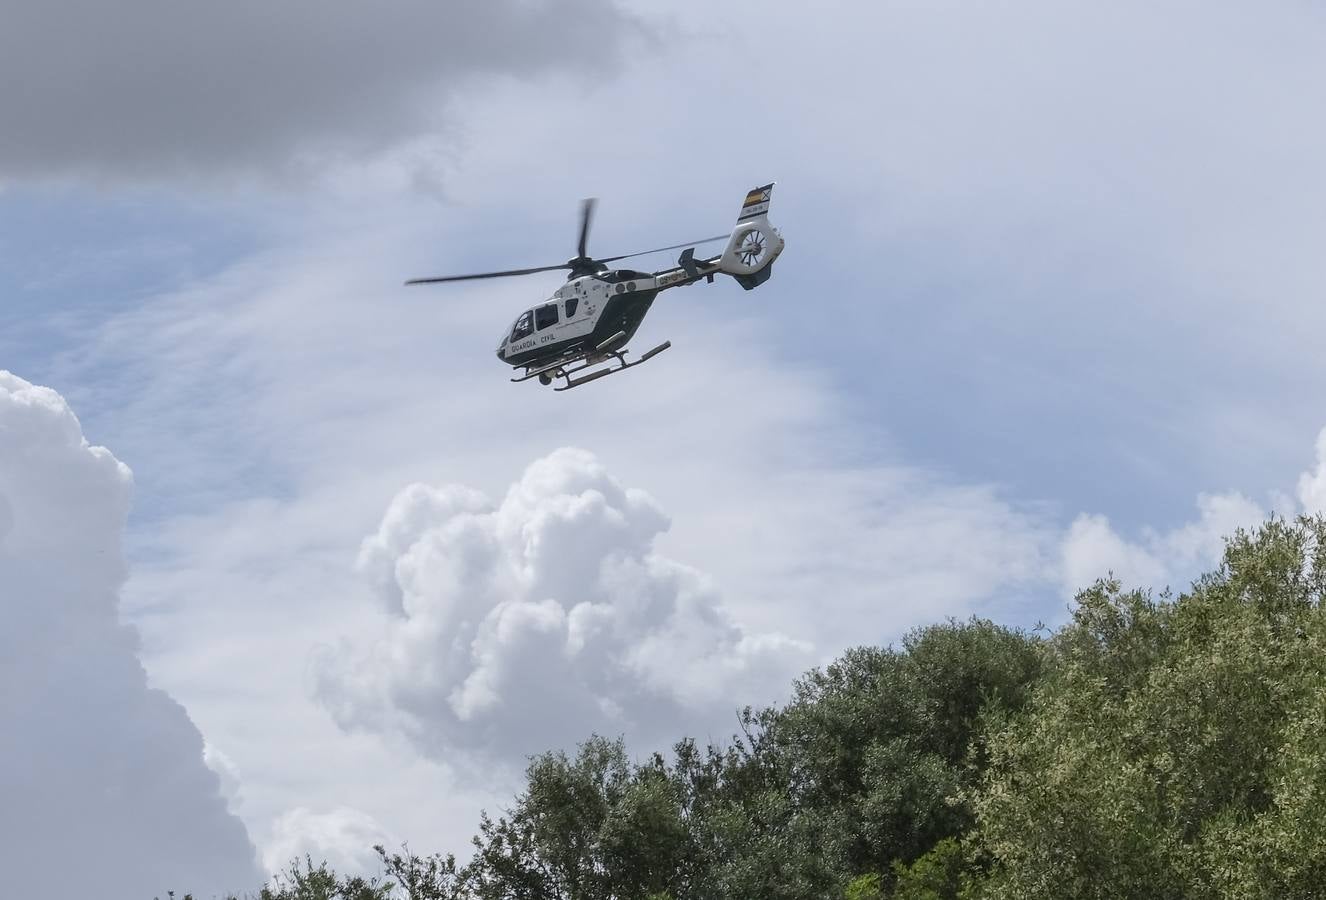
717,185 -> 782,287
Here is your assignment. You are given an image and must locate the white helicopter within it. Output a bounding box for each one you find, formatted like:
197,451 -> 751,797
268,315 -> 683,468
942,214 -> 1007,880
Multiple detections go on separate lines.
406,183 -> 784,390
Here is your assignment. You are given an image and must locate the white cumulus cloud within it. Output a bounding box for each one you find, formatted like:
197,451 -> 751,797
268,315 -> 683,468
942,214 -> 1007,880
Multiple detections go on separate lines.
313,448 -> 812,765
264,806 -> 397,879
1297,427 -> 1326,515
1062,512 -> 1170,595
0,371 -> 261,900
205,741 -> 245,813
1057,423 -> 1326,598
1061,491 -> 1268,596
1052,431 -> 1326,598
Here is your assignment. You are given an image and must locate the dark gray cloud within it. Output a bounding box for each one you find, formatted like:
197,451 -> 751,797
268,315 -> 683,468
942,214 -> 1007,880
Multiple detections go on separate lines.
0,0 -> 639,179
0,371 -> 262,900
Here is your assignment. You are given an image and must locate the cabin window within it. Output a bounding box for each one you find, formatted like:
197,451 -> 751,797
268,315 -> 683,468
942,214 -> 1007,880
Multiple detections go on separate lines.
565,297 -> 579,318
511,310 -> 534,341
535,303 -> 559,330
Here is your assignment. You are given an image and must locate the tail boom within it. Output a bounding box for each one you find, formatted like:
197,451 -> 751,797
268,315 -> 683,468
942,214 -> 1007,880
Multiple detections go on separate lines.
647,182 -> 785,292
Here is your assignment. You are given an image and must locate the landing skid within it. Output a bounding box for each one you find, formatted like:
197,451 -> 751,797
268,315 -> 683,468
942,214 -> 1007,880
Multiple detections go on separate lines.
511,341 -> 673,391
555,341 -> 672,390
510,353 -> 583,384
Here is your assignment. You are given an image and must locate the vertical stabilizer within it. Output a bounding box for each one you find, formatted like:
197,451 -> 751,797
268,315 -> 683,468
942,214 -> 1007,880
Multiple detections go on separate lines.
719,183 -> 784,288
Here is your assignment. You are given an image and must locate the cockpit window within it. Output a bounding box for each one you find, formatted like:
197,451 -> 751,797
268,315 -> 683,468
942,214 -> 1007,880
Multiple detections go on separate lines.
535,303 -> 559,331
565,297 -> 579,318
511,311 -> 534,341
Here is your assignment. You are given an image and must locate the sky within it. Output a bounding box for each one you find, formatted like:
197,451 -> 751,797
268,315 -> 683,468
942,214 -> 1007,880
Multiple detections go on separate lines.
3,0 -> 1326,896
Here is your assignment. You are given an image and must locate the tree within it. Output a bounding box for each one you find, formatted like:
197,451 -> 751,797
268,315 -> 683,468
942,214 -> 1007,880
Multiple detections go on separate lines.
971,517 -> 1326,899
258,857 -> 393,900
155,857 -> 392,900
464,735 -> 691,900
182,520 -> 1326,899
887,838 -> 965,900
374,845 -> 467,900
756,619 -> 1040,882
454,620 -> 1041,899
844,872 -> 883,900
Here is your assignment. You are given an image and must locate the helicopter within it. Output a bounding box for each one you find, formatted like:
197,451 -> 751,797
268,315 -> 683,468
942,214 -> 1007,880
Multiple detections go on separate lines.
406,183 -> 784,390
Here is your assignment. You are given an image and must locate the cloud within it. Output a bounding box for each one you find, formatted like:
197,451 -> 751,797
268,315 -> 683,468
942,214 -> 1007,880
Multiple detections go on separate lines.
1061,513 -> 1168,596
13,0 -> 1326,883
1060,425 -> 1326,596
1060,488 -> 1290,596
205,741 -> 245,813
264,807 -> 397,879
0,0 -> 640,182
47,209 -> 1064,845
62,219 -> 1061,862
47,0 -> 1326,836
313,448 -> 813,765
0,371 -> 261,900
1297,428 -> 1326,515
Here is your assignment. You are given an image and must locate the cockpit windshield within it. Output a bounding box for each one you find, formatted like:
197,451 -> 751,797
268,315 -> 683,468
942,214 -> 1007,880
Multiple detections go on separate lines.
511,310 -> 534,342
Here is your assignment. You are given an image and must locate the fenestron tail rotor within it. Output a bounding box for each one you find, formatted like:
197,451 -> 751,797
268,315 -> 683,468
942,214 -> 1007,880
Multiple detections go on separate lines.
737,230 -> 767,267
405,198 -> 728,286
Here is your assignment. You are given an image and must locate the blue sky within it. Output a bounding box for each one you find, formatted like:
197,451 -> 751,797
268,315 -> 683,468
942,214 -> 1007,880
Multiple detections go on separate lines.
4,0 -> 1326,895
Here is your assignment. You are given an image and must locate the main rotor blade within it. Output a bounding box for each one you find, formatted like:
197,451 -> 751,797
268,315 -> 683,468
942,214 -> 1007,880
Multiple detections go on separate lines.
578,197 -> 597,259
405,263 -> 569,285
598,234 -> 730,264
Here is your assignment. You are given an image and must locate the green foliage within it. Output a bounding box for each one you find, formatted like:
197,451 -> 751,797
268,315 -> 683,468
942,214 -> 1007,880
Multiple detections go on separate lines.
258,857 -> 393,900
180,518 -> 1326,900
844,872 -> 883,900
888,838 -> 965,900
155,857 -> 392,900
463,735 -> 691,900
448,618 -> 1040,900
374,844 -> 466,900
760,619 -> 1041,880
972,517 -> 1326,899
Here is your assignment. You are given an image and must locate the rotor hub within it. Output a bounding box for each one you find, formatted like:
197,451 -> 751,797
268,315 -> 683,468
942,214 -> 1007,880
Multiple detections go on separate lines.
565,256 -> 607,279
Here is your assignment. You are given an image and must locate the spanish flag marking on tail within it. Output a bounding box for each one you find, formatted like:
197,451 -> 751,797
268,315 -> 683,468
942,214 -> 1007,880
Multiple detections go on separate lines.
738,182 -> 775,221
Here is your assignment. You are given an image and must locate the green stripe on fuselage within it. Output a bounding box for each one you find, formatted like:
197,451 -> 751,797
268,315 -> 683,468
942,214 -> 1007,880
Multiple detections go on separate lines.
503,289 -> 660,370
